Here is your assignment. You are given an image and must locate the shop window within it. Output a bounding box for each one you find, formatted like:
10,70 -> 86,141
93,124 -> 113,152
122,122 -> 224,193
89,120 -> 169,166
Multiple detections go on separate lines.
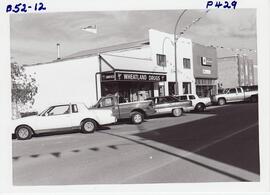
182,82 -> 191,94
156,54 -> 166,67
183,58 -> 191,69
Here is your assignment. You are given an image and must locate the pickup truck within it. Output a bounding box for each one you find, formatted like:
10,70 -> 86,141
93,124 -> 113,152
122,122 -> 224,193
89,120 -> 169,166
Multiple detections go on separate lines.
174,94 -> 212,112
92,96 -> 156,124
146,96 -> 193,117
211,87 -> 258,105
12,102 -> 117,140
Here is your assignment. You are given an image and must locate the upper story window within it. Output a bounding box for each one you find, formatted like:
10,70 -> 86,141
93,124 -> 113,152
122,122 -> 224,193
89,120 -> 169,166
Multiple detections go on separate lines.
156,54 -> 166,67
183,58 -> 191,69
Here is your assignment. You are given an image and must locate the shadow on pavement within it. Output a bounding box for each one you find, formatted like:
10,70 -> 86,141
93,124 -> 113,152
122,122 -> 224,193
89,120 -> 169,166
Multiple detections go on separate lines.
101,103 -> 260,181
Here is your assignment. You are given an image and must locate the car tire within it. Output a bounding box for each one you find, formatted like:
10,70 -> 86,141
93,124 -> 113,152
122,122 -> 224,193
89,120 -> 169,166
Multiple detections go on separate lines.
195,103 -> 206,112
15,126 -> 33,140
250,95 -> 258,103
218,98 -> 226,106
172,108 -> 183,117
81,119 -> 97,133
131,111 -> 144,124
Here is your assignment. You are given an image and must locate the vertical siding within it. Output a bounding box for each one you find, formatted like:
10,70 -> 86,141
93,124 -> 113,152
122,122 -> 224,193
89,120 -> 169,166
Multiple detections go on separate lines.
218,56 -> 239,88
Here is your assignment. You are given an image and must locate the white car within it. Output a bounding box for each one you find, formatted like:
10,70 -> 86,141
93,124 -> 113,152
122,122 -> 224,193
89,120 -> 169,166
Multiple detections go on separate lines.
12,103 -> 117,140
175,94 -> 212,112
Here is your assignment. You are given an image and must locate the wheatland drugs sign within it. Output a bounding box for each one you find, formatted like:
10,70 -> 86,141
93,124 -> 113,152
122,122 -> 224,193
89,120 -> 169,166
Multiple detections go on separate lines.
101,71 -> 167,82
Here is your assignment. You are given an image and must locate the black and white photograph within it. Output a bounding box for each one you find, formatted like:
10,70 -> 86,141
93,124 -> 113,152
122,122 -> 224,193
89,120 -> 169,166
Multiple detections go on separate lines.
0,0 -> 270,194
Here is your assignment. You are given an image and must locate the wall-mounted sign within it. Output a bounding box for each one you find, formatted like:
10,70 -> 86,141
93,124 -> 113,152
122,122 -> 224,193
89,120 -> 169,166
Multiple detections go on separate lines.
101,71 -> 166,82
201,57 -> 213,66
101,72 -> 115,81
202,69 -> 211,75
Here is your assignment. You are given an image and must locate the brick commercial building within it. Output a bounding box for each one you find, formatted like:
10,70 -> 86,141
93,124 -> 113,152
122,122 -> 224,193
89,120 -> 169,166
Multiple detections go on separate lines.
192,43 -> 218,97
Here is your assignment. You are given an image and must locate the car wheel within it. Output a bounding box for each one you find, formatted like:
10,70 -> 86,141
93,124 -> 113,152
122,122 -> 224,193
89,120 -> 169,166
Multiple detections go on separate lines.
131,112 -> 144,124
195,103 -> 205,112
218,98 -> 226,106
81,119 -> 96,133
250,95 -> 258,103
15,126 -> 33,140
172,108 -> 182,117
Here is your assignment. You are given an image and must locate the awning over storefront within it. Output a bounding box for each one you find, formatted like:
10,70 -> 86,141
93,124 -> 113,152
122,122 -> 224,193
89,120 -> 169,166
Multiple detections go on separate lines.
100,54 -> 167,82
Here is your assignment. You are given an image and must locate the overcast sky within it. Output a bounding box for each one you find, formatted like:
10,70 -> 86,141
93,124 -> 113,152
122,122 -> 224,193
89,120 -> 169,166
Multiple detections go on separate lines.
10,9 -> 257,65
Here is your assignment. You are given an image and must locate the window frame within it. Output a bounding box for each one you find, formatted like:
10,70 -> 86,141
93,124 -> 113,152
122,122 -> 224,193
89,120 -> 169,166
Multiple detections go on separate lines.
156,54 -> 167,67
46,105 -> 71,116
183,58 -> 191,69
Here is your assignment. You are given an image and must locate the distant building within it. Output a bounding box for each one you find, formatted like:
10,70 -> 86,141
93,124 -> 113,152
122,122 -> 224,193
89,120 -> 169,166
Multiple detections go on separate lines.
192,43 -> 218,97
217,54 -> 256,89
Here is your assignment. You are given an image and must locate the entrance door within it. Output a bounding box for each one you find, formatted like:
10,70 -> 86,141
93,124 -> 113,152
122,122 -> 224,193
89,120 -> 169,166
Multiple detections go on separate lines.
183,82 -> 192,94
169,82 -> 176,95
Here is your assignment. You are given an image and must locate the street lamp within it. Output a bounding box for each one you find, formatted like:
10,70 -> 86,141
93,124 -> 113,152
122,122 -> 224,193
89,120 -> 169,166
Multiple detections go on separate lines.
173,9 -> 187,95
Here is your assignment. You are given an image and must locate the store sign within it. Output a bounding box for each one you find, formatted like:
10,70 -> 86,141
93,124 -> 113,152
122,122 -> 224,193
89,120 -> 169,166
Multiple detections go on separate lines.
116,72 -> 166,82
202,69 -> 211,75
102,72 -> 166,82
101,72 -> 115,81
201,57 -> 213,66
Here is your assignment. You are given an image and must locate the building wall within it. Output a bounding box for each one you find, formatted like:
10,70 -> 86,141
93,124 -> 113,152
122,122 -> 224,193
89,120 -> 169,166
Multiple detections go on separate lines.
217,55 -> 255,88
192,43 -> 218,79
253,65 -> 258,85
217,56 -> 239,88
149,29 -> 195,95
25,56 -> 100,112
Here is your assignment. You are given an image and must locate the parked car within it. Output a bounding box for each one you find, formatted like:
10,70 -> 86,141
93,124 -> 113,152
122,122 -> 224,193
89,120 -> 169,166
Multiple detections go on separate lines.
146,96 -> 193,117
211,86 -> 258,105
174,94 -> 212,112
12,103 -> 116,140
92,95 -> 156,124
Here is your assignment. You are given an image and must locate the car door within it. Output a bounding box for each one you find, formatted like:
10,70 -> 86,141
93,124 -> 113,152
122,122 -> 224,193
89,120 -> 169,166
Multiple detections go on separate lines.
96,97 -> 120,118
35,105 -> 72,132
226,88 -> 238,102
236,87 -> 245,101
155,97 -> 171,114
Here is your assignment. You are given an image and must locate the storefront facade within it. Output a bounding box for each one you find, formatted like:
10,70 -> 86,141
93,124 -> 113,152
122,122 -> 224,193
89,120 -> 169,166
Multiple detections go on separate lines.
149,29 -> 195,96
192,43 -> 218,97
101,70 -> 166,102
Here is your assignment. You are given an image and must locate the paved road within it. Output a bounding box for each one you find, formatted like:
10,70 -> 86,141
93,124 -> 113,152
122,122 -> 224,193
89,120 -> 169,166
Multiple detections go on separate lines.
12,103 -> 259,185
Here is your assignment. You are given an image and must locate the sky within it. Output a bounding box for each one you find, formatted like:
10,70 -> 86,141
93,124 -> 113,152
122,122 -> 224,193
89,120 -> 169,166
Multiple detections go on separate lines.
10,9 -> 257,65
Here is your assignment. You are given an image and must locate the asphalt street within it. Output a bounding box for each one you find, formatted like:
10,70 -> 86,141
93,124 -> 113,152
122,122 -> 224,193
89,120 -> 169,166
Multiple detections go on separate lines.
12,103 -> 259,185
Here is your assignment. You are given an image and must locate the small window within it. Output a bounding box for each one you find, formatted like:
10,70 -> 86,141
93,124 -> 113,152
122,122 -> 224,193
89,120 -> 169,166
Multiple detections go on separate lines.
189,95 -> 196,100
229,88 -> 237,94
72,104 -> 78,113
156,54 -> 166,67
158,97 -> 167,104
166,96 -> 179,103
179,95 -> 187,100
47,105 -> 70,116
236,88 -> 242,93
100,97 -> 114,107
183,58 -> 191,69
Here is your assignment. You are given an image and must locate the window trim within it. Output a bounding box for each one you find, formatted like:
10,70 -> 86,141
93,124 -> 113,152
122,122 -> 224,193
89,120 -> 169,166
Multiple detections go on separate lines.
156,54 -> 166,67
46,105 -> 71,116
183,58 -> 191,69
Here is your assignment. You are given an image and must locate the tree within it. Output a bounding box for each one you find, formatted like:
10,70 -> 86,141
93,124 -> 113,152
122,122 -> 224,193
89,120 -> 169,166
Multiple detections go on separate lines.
11,60 -> 38,118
